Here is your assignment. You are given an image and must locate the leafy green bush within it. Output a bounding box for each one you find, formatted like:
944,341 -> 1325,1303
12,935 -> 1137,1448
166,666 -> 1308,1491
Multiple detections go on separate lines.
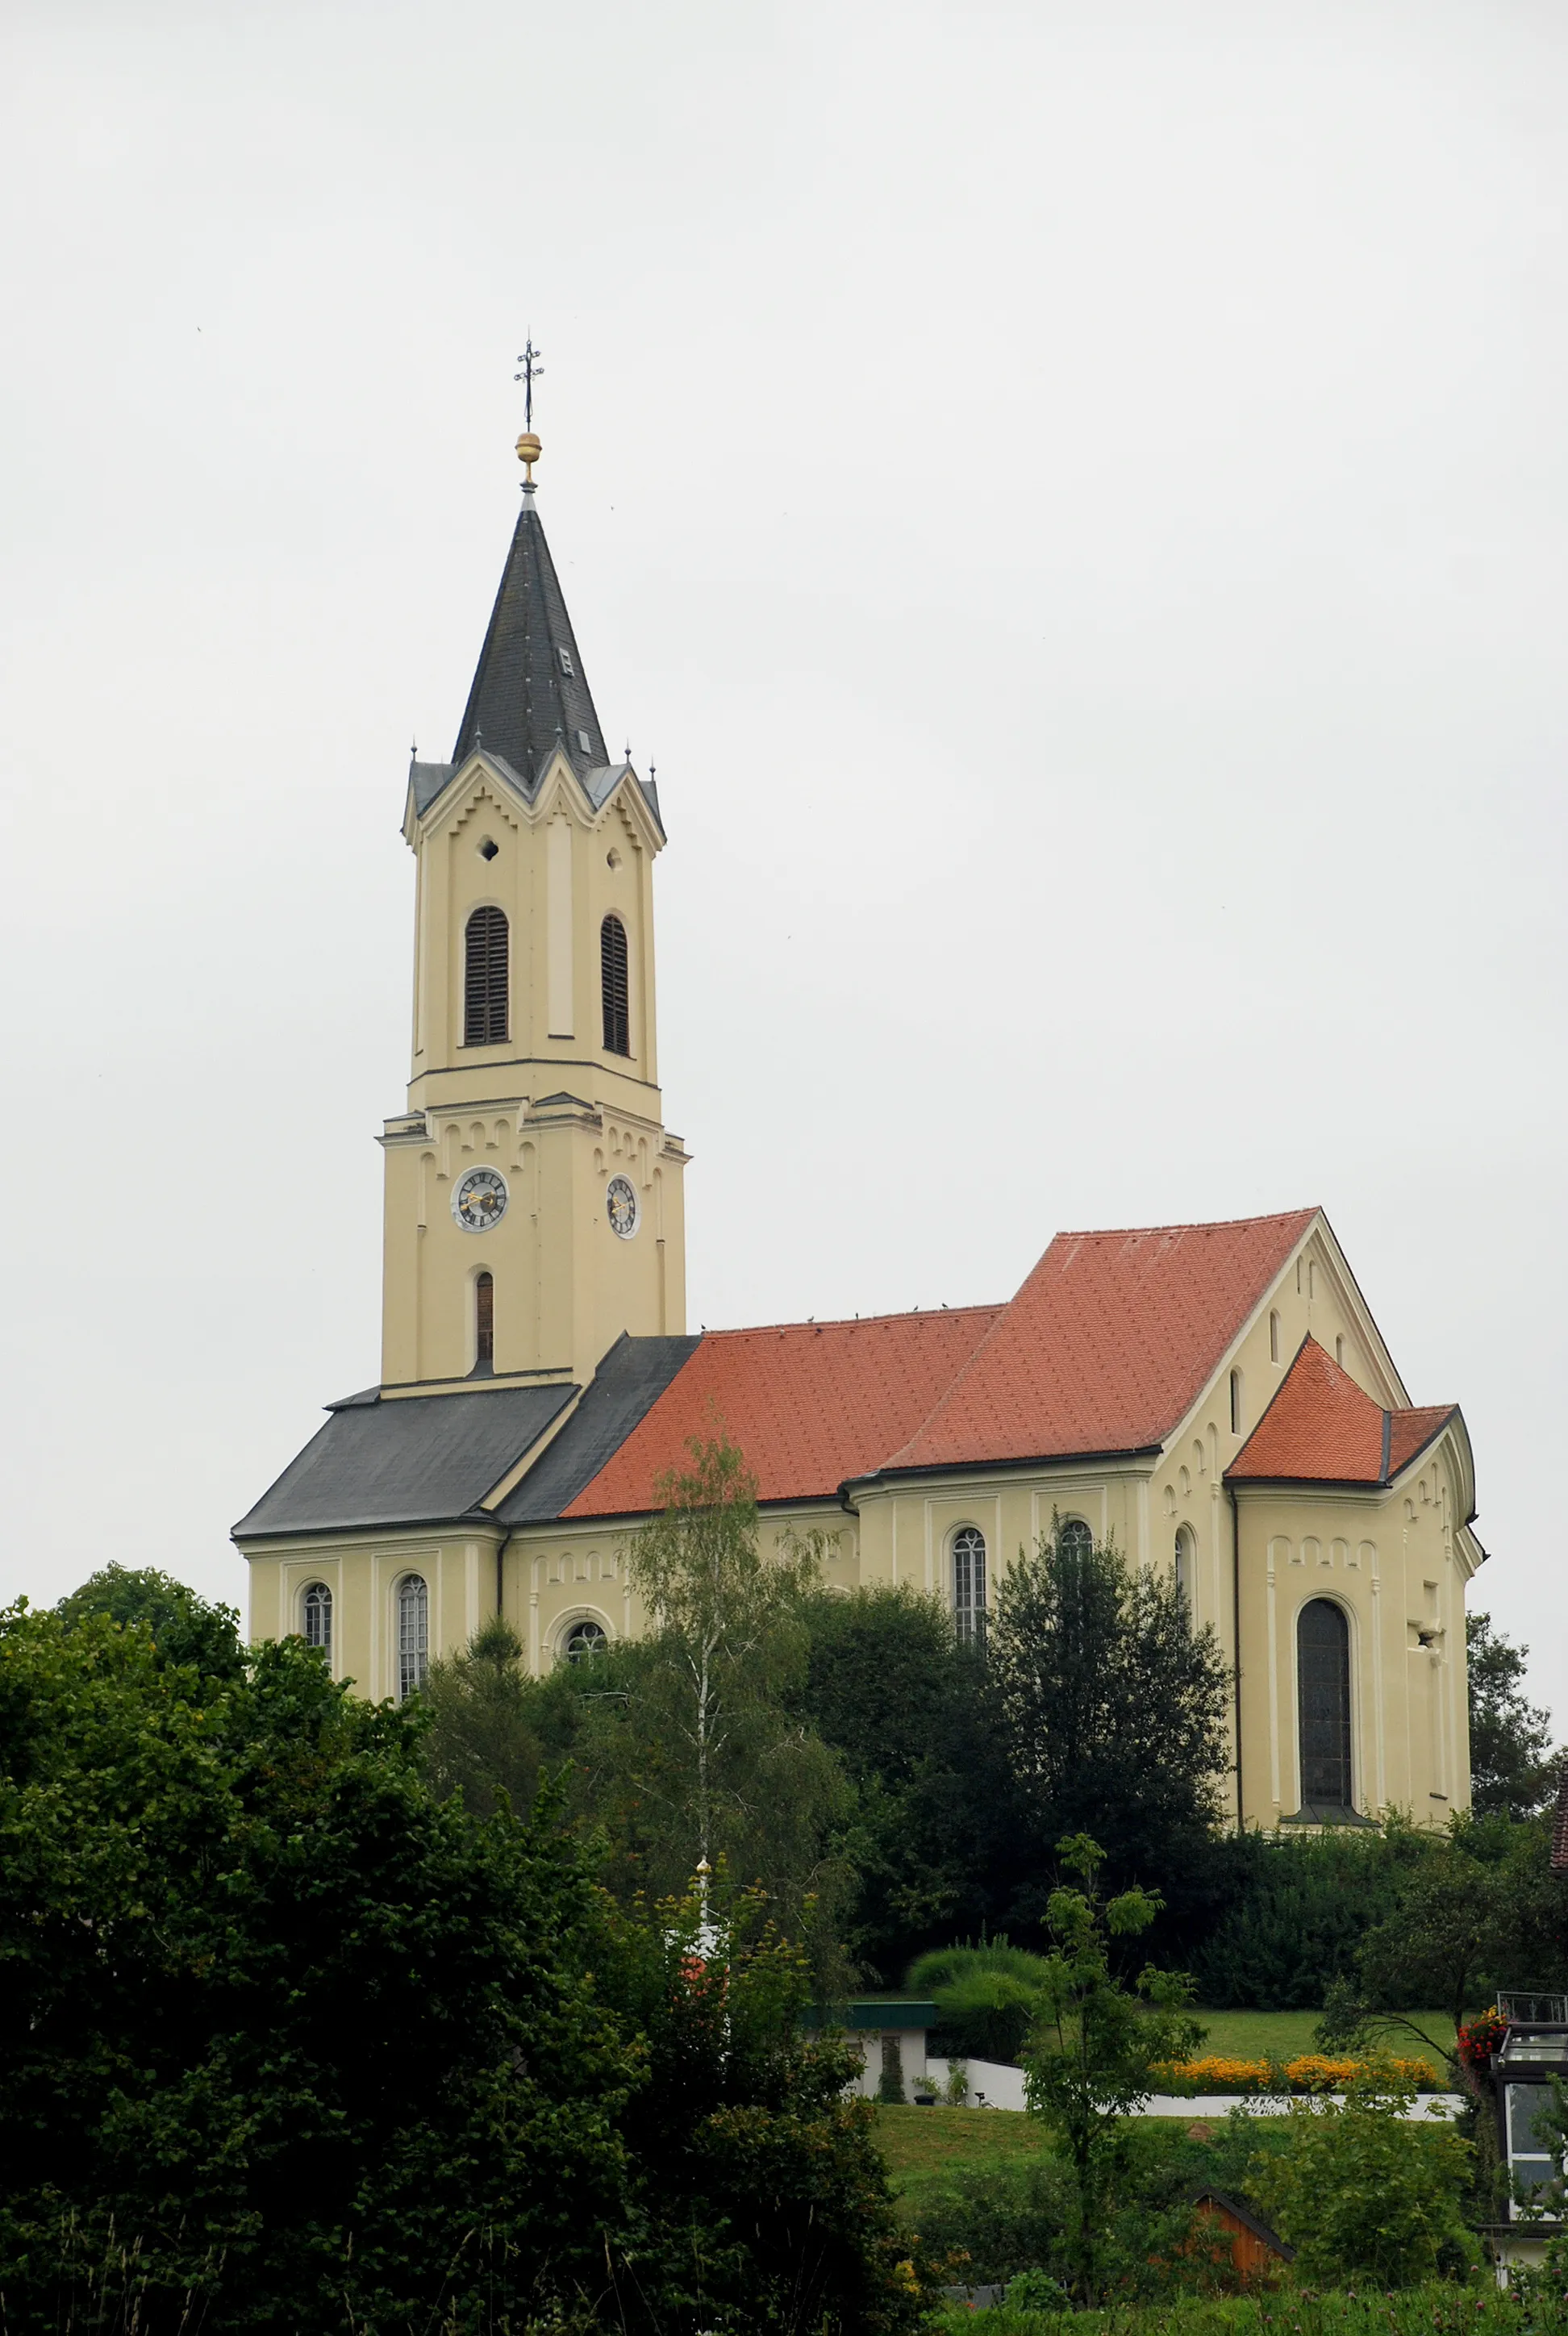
909,2160 -> 1074,2287
1188,1826 -> 1424,2009
910,1939 -> 1056,2063
1246,2071 -> 1478,2288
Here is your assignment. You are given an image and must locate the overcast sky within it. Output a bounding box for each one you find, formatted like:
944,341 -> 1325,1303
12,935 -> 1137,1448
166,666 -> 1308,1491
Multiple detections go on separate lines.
2,0 -> 1565,1722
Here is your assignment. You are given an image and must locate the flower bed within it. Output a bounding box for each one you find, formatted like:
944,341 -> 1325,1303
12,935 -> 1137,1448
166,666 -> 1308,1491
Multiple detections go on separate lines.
1151,2052 -> 1440,2095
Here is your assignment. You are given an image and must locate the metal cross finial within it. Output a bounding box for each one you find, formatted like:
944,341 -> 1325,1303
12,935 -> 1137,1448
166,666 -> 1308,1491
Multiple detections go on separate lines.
514,337 -> 544,430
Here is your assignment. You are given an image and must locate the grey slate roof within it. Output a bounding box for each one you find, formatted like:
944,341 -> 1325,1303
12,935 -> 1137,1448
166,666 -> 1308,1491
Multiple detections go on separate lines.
495,1334 -> 702,1523
450,488 -> 609,780
232,1383 -> 578,1538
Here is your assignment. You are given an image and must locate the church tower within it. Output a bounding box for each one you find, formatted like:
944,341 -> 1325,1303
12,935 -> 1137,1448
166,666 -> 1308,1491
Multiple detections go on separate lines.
380,428 -> 687,1391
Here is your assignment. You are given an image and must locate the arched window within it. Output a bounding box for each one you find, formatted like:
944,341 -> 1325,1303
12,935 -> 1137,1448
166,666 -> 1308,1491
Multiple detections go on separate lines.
601,914 -> 630,1055
1174,1527 -> 1195,1614
1298,1598 -> 1353,1812
302,1580 -> 332,1654
473,1270 -> 494,1371
563,1618 -> 607,1662
463,907 -> 508,1045
1057,1517 -> 1093,1560
952,1526 -> 987,1646
1229,1369 -> 1243,1434
397,1574 -> 429,1701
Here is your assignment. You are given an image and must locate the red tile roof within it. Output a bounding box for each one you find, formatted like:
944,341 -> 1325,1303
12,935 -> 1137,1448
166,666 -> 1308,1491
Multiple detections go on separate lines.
1227,1336 -> 1455,1486
562,1305 -> 1001,1517
884,1210 -> 1319,1472
563,1208 -> 1328,1516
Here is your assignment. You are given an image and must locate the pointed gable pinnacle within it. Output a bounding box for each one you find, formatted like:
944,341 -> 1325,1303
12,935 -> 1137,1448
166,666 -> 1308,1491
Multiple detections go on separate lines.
451,482 -> 609,783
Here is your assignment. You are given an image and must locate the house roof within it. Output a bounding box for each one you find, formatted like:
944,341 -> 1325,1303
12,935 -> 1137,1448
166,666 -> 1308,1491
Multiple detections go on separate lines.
496,1334 -> 702,1524
232,1382 -> 578,1538
881,1210 -> 1318,1475
1226,1336 -> 1456,1487
450,485 -> 609,782
240,1207 -> 1430,1544
561,1307 -> 1002,1518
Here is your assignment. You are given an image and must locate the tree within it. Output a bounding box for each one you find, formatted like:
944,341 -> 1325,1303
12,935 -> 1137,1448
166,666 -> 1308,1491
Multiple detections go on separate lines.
1022,1834 -> 1204,2303
0,1597 -> 639,2332
421,1612 -> 553,1817
602,1878 -> 935,2332
1247,2067 -> 1476,2287
1469,1611 -> 1558,1821
987,1520 -> 1231,1915
55,1560 -> 244,1680
795,1585 -> 1011,1978
611,1433 -> 850,1944
0,1593 -> 931,2334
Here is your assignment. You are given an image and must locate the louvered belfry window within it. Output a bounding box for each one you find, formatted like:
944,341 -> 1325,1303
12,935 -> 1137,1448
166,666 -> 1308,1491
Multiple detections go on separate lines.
601,914 -> 630,1056
474,1270 -> 494,1369
464,907 -> 508,1045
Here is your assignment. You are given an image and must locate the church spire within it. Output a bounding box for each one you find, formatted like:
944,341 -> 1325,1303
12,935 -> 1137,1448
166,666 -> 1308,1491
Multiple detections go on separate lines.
450,417 -> 610,780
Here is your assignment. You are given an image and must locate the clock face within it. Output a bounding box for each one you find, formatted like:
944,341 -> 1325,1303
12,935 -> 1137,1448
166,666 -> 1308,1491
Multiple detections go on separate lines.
606,1174 -> 640,1240
452,1166 -> 509,1233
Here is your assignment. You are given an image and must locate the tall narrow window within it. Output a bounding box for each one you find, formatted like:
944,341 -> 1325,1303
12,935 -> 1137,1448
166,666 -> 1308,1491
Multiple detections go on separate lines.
1229,1369 -> 1243,1434
952,1526 -> 987,1646
474,1270 -> 494,1370
1174,1527 -> 1195,1615
1269,1309 -> 1281,1363
302,1581 -> 332,1654
600,914 -> 630,1055
463,907 -> 508,1045
1298,1598 -> 1353,1812
398,1574 -> 429,1701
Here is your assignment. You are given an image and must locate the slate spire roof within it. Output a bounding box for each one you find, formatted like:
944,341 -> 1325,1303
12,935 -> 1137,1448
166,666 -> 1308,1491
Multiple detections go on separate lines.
450,484 -> 609,780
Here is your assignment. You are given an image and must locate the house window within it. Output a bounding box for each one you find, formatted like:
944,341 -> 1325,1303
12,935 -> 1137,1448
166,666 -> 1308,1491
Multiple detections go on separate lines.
463,907 -> 508,1045
601,914 -> 630,1055
398,1575 -> 429,1701
1057,1517 -> 1093,1561
563,1618 -> 607,1662
1270,1309 -> 1281,1363
952,1526 -> 987,1645
1298,1598 -> 1353,1812
1174,1527 -> 1195,1613
474,1270 -> 494,1370
302,1581 -> 332,1654
1229,1369 -> 1243,1434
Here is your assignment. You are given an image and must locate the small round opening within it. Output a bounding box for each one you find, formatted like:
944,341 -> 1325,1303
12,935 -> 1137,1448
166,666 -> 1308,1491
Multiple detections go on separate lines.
606,848 -> 621,870
477,837 -> 499,862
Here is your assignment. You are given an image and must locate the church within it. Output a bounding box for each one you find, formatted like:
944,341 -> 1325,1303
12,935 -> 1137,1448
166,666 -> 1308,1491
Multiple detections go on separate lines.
235,421 -> 1483,1833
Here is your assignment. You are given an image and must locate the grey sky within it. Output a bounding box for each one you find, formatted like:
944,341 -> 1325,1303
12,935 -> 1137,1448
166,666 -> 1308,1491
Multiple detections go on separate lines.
2,1 -> 1565,1722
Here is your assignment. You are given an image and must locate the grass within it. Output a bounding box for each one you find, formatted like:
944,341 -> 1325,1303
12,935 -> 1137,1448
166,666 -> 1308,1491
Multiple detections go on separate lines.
926,2291 -> 1548,2336
872,2104 -> 1051,2193
1190,2009 -> 1457,2063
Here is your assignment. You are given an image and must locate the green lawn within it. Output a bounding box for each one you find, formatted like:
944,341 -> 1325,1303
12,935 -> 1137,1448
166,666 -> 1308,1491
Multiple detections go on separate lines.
870,2105 -> 1049,2195
1189,2007 -> 1457,2062
871,2012 -> 1460,2201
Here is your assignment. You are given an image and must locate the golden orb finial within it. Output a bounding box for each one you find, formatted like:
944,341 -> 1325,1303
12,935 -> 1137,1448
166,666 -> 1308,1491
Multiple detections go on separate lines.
515,429 -> 541,482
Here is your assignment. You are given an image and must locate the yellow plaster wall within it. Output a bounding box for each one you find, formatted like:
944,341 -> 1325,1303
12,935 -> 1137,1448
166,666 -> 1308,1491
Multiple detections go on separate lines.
382,750 -> 686,1389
